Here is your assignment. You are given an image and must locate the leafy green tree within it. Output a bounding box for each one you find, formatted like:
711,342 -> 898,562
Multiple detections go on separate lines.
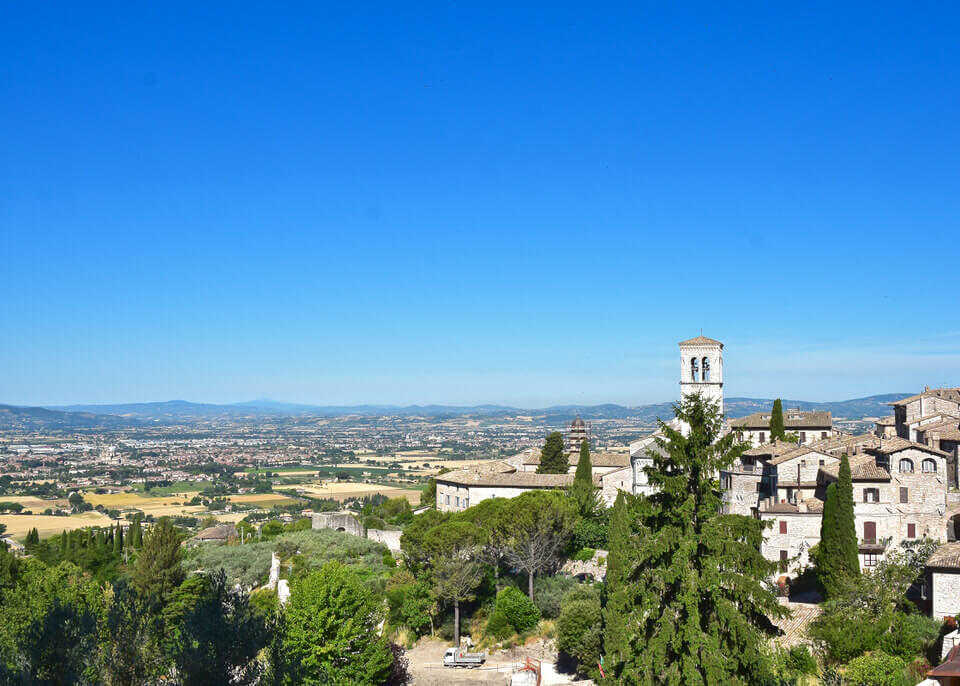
163,570 -> 269,685
495,587 -> 540,633
131,518 -> 184,604
279,562 -> 393,686
769,398 -> 786,442
557,585 -> 602,676
536,432 -> 568,474
424,520 -> 487,648
502,490 -> 577,600
385,571 -> 435,637
0,561 -> 104,686
604,394 -> 786,685
128,517 -> 143,549
843,651 -> 906,686
99,578 -> 166,686
459,497 -> 512,592
0,544 -> 19,592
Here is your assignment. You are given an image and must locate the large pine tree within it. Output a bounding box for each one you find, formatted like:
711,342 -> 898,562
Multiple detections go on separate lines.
604,394 -> 786,685
537,432 -> 568,474
602,491 -> 637,671
769,398 -> 786,442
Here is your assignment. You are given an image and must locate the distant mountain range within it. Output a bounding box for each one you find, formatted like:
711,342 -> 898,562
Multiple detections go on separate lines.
0,393 -> 911,431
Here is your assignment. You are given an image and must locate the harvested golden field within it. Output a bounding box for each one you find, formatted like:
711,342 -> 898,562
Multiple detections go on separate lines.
0,512 -> 112,539
227,493 -> 300,506
0,496 -> 67,510
297,483 -> 422,504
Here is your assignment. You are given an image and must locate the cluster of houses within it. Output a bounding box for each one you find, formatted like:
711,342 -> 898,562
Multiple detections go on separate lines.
434,335 -> 960,619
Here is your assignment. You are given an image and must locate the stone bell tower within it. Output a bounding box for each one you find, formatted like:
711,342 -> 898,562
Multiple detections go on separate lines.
679,335 -> 724,414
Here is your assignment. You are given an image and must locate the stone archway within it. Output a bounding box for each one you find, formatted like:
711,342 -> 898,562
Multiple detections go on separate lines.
336,527 -> 346,532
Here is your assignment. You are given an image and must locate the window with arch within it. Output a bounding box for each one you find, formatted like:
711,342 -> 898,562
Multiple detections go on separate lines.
899,458 -> 914,473
691,357 -> 699,382
702,357 -> 711,381
922,458 -> 937,473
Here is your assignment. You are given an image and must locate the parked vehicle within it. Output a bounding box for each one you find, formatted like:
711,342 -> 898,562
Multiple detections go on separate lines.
443,647 -> 486,668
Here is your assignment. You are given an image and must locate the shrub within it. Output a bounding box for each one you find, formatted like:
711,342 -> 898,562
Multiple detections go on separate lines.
572,517 -> 607,550
570,548 -> 595,562
556,584 -> 602,675
879,612 -> 940,661
496,587 -> 540,633
784,645 -> 817,675
809,605 -> 890,662
844,651 -> 907,686
532,575 -> 576,619
485,610 -> 514,641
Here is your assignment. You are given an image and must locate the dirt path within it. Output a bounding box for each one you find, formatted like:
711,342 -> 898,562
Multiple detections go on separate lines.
405,638 -> 593,686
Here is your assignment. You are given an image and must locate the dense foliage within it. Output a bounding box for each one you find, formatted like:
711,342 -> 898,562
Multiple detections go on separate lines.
537,432 -> 568,474
603,394 -> 786,685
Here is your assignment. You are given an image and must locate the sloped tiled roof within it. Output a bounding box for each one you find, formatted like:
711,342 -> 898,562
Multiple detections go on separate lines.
521,449 -> 630,468
742,441 -> 800,460
436,461 -> 597,488
808,433 -> 880,455
867,436 -> 950,458
819,454 -> 890,482
889,388 -> 960,406
678,335 -> 723,347
731,410 -> 832,430
927,542 -> 960,569
769,446 -> 834,466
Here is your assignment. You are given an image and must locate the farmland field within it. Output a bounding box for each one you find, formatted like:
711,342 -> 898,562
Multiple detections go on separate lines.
0,512 -> 112,538
296,482 -> 422,504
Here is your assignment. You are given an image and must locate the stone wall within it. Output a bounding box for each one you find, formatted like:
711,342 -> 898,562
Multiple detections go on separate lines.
366,528 -> 402,552
760,511 -> 822,574
311,511 -> 364,537
931,571 -> 960,619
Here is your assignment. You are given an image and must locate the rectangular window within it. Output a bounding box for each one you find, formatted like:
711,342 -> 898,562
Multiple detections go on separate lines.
445,494 -> 450,505
759,432 -> 766,444
900,487 -> 908,504
908,523 -> 916,539
863,488 -> 879,503
779,521 -> 787,534
864,521 -> 877,543
864,553 -> 879,567
779,550 -> 788,562
463,498 -> 469,508
455,496 -> 459,507
800,432 -> 807,443
756,482 -> 762,492
819,459 -> 825,466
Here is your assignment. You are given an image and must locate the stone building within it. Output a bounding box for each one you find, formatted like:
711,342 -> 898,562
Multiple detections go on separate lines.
630,334 -> 724,496
729,409 -> 833,447
890,387 -> 960,442
925,542 -> 960,621
434,463 -> 581,513
758,437 -> 951,575
565,416 -> 590,454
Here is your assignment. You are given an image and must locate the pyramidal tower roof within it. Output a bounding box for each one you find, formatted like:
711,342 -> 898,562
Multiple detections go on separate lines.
678,335 -> 723,347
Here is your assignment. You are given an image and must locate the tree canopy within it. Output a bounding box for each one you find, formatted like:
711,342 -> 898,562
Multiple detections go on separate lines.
537,432 -> 568,474
603,393 -> 787,685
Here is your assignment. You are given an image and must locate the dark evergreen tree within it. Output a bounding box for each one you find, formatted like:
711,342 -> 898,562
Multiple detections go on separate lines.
815,482 -> 840,596
570,440 -> 601,517
129,517 -> 143,549
769,398 -> 786,442
537,432 -> 568,474
835,455 -> 860,574
604,394 -> 786,685
602,491 -> 638,671
131,518 -> 184,604
114,524 -> 124,553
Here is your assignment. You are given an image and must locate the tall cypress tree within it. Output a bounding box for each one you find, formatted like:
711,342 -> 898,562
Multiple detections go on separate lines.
769,398 -> 786,442
114,524 -> 124,553
604,394 -> 786,685
537,432 -> 568,474
570,440 -> 599,516
835,455 -> 860,576
816,482 -> 840,596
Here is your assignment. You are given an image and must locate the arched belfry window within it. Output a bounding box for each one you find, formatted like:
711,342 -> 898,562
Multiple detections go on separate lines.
702,357 -> 711,381
691,357 -> 699,382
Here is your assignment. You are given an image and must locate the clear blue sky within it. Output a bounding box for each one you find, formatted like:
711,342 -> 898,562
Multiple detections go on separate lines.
2,3 -> 958,407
